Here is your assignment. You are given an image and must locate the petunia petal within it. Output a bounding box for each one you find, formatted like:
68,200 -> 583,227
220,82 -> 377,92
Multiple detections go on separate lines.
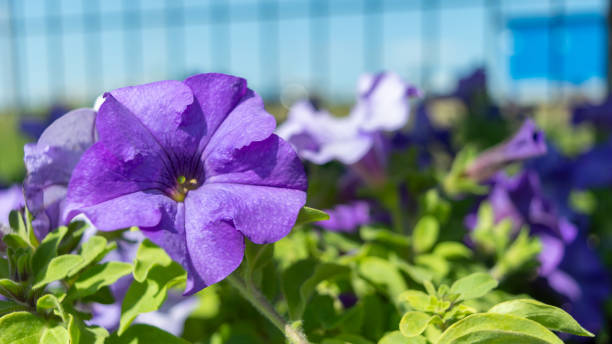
183,73 -> 249,150
64,143 -> 168,222
186,182 -> 306,245
106,80 -> 204,158
205,134 -> 307,191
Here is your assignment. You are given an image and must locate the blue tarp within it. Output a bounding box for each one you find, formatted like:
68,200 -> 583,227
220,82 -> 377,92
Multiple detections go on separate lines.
508,13 -> 606,84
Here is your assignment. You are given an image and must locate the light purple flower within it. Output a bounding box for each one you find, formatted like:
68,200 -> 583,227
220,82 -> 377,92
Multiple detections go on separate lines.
64,73 -> 307,295
277,72 -> 419,166
0,185 -> 24,227
315,201 -> 370,233
23,108 -> 97,239
465,119 -> 547,182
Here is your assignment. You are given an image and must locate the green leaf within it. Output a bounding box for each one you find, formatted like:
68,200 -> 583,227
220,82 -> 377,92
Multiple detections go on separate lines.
0,300 -> 28,316
33,254 -> 83,289
489,299 -> 594,337
399,311 -> 433,337
0,311 -> 47,344
133,239 -> 173,283
379,331 -> 426,344
8,211 -> 26,238
2,234 -> 30,250
358,257 -> 407,299
109,324 -> 189,344
433,242 -> 472,260
322,334 -> 374,344
436,313 -> 563,344
31,227 -> 68,277
119,262 -> 185,334
412,216 -> 439,253
294,206 -> 329,227
450,272 -> 498,301
69,262 -> 132,300
67,236 -> 109,278
0,257 -> 8,279
397,290 -> 431,312
40,325 -> 70,344
360,226 -> 410,247
0,279 -> 24,299
36,294 -> 61,312
282,259 -> 349,319
244,241 -> 274,281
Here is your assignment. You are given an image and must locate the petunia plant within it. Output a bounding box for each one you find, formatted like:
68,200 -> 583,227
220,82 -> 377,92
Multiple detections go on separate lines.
0,72 -> 602,344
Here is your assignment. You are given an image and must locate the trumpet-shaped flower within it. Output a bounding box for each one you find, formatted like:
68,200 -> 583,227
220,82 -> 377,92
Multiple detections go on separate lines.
465,119 -> 547,182
277,72 -> 419,166
64,73 -> 307,294
23,108 -> 97,238
315,201 -> 370,233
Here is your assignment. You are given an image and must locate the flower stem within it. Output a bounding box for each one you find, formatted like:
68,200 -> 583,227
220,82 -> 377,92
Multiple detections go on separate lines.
227,274 -> 310,344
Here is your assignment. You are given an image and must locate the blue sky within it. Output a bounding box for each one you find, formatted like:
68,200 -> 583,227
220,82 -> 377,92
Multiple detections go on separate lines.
0,0 -> 607,110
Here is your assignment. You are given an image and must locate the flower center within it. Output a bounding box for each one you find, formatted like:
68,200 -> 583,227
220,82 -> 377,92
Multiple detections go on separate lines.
170,175 -> 200,202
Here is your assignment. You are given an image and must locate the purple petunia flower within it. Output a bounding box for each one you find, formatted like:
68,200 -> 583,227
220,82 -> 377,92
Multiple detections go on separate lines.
315,201 -> 370,233
23,108 -> 97,239
277,72 -> 419,171
63,73 -> 308,295
465,119 -> 547,182
452,67 -> 487,104
571,96 -> 612,129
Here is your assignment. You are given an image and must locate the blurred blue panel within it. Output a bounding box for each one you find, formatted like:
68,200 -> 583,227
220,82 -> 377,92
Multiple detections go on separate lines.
508,13 -> 606,84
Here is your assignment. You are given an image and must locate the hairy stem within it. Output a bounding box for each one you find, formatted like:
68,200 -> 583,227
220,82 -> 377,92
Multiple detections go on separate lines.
227,274 -> 310,344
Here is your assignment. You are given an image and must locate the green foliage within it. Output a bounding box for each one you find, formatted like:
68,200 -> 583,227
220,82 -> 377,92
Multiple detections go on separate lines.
450,272 -> 498,301
109,324 -> 190,344
412,216 -> 439,254
294,206 -> 330,227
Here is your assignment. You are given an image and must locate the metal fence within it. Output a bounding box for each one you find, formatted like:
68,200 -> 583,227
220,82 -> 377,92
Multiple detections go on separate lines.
0,0 -> 608,111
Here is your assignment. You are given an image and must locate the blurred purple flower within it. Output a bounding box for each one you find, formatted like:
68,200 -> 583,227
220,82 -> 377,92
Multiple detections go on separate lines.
452,67 -> 487,103
64,73 -> 307,295
572,96 -> 612,129
466,172 -> 576,275
23,108 -> 97,239
571,138 -> 612,190
547,234 -> 610,334
20,104 -> 69,139
0,185 -> 24,227
465,119 -> 547,182
277,72 -> 419,175
315,201 -> 370,233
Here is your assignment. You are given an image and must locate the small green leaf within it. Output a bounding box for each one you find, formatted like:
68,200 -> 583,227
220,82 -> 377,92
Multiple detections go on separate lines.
119,262 -> 185,334
109,324 -> 189,343
244,241 -> 274,281
2,233 -> 30,250
433,242 -> 472,260
379,331 -> 426,344
0,311 -> 47,344
358,257 -> 407,300
8,211 -> 26,238
36,294 -> 61,312
489,299 -> 594,337
0,300 -> 28,316
412,216 -> 439,253
40,325 -> 70,344
67,236 -> 109,278
294,206 -> 329,227
397,290 -> 430,312
133,239 -> 173,283
34,254 -> 83,289
450,272 -> 498,301
282,259 -> 349,320
0,279 -> 23,299
31,227 -> 68,277
437,313 -> 563,344
70,262 -> 132,300
360,226 -> 410,247
399,311 -> 433,337
0,257 -> 8,279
